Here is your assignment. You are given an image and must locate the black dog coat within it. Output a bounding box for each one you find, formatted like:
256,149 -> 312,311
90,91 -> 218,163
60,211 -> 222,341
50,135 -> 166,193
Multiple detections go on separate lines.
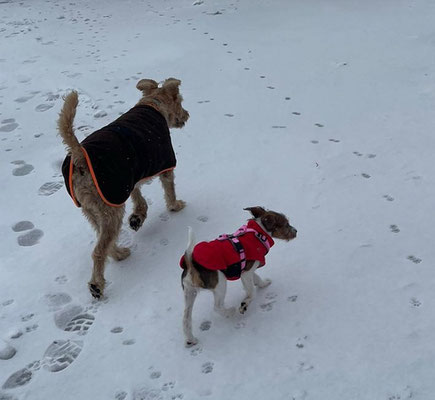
62,105 -> 176,207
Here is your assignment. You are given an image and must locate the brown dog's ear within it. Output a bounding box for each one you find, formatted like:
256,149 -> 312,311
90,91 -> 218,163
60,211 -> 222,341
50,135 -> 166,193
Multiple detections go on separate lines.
244,206 -> 266,219
162,78 -> 181,98
261,214 -> 276,231
136,79 -> 158,95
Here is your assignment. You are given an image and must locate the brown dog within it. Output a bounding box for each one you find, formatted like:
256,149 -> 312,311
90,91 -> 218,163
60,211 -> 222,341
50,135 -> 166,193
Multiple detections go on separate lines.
58,78 -> 189,299
180,206 -> 297,346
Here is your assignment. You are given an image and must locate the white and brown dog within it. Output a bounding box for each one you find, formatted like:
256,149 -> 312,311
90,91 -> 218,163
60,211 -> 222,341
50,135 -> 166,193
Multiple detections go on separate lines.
180,206 -> 297,346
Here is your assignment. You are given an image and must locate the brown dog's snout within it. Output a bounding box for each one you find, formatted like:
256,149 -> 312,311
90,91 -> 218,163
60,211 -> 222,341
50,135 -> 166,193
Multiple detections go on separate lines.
291,227 -> 297,236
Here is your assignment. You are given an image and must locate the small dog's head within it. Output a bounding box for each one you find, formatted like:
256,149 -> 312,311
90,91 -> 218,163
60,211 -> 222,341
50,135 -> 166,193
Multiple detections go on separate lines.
244,206 -> 297,241
136,78 -> 189,129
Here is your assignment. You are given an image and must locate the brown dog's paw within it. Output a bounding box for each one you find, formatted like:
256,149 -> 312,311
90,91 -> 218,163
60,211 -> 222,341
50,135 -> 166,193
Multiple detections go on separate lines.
110,246 -> 131,261
168,200 -> 186,212
88,282 -> 104,299
129,214 -> 144,231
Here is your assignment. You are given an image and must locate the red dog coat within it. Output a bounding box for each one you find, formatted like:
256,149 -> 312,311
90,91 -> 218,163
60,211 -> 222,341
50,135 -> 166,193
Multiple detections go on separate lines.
180,220 -> 274,280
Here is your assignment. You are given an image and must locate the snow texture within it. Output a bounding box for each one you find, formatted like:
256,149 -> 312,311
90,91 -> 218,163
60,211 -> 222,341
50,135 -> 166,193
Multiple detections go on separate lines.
1,0 -> 435,399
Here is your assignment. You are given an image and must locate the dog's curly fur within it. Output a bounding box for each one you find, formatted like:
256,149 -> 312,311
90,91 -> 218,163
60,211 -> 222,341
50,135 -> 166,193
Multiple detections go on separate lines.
57,78 -> 189,299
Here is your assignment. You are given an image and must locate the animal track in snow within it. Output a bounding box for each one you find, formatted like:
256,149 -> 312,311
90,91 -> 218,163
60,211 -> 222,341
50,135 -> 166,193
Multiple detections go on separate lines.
329,138 -> 340,143
150,371 -> 161,379
201,362 -> 214,374
190,346 -> 202,356
407,255 -> 422,264
410,297 -> 421,307
114,391 -> 128,400
197,215 -> 209,222
296,336 -> 308,349
199,320 -> 211,331
390,224 -> 400,233
159,212 -> 170,222
111,326 -> 123,333
314,123 -> 324,128
260,300 -> 276,312
272,125 -> 286,129
38,181 -> 63,196
122,339 -> 136,345
287,295 -> 298,302
55,275 -> 68,284
2,367 -> 33,389
361,173 -> 371,179
162,381 -> 175,391
133,387 -> 164,400
224,113 -> 234,117
383,194 -> 395,202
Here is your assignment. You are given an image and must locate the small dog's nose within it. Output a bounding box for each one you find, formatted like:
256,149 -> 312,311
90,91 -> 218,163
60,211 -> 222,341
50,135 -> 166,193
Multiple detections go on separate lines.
291,227 -> 297,236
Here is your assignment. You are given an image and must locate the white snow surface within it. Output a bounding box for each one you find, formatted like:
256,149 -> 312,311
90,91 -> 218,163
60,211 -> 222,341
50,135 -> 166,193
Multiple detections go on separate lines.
1,0 -> 435,399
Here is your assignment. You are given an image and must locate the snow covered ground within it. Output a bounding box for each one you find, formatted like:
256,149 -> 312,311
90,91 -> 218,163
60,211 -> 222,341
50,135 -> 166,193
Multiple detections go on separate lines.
1,0 -> 435,399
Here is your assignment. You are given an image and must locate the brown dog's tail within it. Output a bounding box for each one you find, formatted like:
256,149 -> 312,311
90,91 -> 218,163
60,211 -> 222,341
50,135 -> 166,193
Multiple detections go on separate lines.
57,90 -> 84,163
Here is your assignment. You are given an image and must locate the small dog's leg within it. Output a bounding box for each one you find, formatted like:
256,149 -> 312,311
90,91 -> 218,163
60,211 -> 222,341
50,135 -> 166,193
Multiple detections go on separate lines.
254,273 -> 272,288
159,170 -> 185,212
240,270 -> 256,314
183,280 -> 199,347
129,186 -> 148,231
212,272 -> 236,317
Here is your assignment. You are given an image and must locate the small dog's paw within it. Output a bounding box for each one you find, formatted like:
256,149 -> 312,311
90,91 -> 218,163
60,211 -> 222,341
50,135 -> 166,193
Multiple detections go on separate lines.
258,278 -> 272,289
185,337 -> 199,347
239,302 -> 248,314
168,200 -> 186,212
111,247 -> 131,261
129,214 -> 144,231
88,282 -> 103,299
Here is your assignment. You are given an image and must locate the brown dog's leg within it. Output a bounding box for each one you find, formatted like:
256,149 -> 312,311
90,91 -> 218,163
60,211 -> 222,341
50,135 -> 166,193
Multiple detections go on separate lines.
128,186 -> 148,231
159,170 -> 185,212
86,206 -> 125,298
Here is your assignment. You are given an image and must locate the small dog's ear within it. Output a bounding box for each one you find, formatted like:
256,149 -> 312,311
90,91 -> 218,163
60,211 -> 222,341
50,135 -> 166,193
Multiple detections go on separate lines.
261,214 -> 276,231
244,206 -> 266,219
136,79 -> 158,95
162,78 -> 181,98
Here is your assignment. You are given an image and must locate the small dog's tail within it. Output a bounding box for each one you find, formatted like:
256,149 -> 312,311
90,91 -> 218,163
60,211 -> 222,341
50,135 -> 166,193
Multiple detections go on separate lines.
185,226 -> 195,259
183,227 -> 203,285
57,90 -> 84,163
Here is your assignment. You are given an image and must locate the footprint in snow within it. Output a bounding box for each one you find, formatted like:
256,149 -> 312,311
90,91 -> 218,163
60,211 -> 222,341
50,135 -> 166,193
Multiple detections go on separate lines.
0,120 -> 18,133
17,229 -> 44,246
35,103 -> 54,112
383,194 -> 394,202
12,221 -> 34,232
38,181 -> 63,196
43,339 -> 83,372
201,362 -> 214,374
2,340 -> 82,388
197,215 -> 209,222
410,298 -> 421,307
407,255 -> 422,264
199,320 -> 211,331
150,371 -> 161,379
40,294 -> 71,314
314,123 -> 324,128
132,387 -> 163,400
55,275 -> 68,284
390,224 -> 400,233
114,391 -> 128,400
11,160 -> 34,176
111,326 -> 123,333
